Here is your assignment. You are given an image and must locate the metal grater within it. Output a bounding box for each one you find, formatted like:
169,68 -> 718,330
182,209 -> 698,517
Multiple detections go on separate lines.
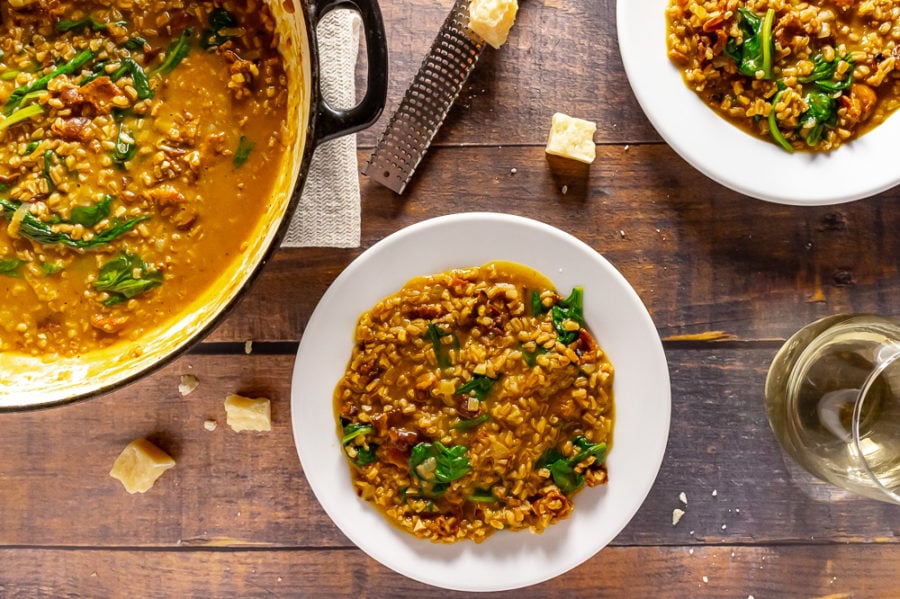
361,0 -> 486,194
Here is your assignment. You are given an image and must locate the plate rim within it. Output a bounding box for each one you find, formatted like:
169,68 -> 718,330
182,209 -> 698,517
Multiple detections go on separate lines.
290,212 -> 671,591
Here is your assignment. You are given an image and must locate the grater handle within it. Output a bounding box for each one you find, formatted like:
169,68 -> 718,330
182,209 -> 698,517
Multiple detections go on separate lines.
361,0 -> 486,194
313,0 -> 389,143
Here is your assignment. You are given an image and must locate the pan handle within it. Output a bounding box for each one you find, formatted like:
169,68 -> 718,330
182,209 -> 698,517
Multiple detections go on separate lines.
312,0 -> 388,143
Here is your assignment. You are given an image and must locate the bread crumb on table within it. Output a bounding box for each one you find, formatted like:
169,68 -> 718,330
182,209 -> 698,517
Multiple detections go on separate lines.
109,438 -> 175,494
203,419 -> 218,432
224,394 -> 272,432
672,508 -> 685,526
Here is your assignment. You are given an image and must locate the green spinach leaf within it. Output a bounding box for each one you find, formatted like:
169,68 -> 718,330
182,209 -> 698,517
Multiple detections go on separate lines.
201,9 -> 240,49
552,286 -> 584,344
69,194 -> 112,228
455,374 -> 498,400
233,135 -> 255,168
724,8 -> 775,80
0,258 -> 25,277
409,442 -> 471,485
94,252 -> 163,306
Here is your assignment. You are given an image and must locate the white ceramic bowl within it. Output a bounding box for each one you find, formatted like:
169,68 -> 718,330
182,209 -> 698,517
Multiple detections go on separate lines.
617,1 -> 900,205
291,213 -> 671,591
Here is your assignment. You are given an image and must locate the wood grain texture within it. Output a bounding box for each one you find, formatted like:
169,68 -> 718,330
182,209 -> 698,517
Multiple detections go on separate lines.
0,545 -> 897,598
356,0 -> 659,148
205,146 -> 900,344
2,350 -> 897,549
2,0 -> 899,593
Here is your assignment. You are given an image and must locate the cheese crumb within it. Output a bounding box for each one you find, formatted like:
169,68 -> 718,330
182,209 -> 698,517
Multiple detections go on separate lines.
224,394 -> 272,432
109,438 -> 175,494
468,0 -> 518,49
679,491 -> 688,505
178,374 -> 199,396
545,113 -> 597,164
203,419 -> 218,432
672,508 -> 685,526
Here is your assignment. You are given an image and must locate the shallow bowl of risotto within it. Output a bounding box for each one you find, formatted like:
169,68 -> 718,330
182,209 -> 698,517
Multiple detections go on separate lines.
291,213 -> 671,591
618,0 -> 900,205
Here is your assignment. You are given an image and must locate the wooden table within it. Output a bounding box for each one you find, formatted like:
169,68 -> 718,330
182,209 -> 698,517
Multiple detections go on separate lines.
2,0 -> 898,596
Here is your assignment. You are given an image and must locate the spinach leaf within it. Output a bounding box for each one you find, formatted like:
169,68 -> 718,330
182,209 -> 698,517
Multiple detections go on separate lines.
452,413 -> 491,431
799,53 -> 855,92
798,91 -> 837,147
467,488 -> 498,503
1,199 -> 150,249
536,437 -> 607,494
341,423 -> 373,444
69,194 -> 112,228
409,442 -> 471,485
111,58 -> 152,99
520,343 -> 548,367
56,18 -> 125,33
767,87 -> 794,153
571,436 -> 608,465
552,286 -> 584,344
0,103 -> 44,132
201,8 -> 240,49
724,8 -> 775,80
341,423 -> 377,466
124,37 -> 148,51
233,135 -> 255,168
4,49 -> 96,115
150,29 -> 193,76
0,258 -> 25,277
426,323 -> 457,369
455,374 -> 498,400
350,445 -> 377,467
22,140 -> 40,155
530,289 -> 548,316
43,150 -> 57,193
94,252 -> 163,306
40,262 -> 64,275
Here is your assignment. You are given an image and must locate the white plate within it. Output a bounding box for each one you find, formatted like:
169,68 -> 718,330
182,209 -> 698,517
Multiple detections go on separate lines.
617,1 -> 900,205
291,213 -> 671,591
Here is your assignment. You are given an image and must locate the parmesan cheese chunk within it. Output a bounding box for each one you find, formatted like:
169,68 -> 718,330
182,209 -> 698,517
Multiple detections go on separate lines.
109,438 -> 175,494
545,112 -> 597,164
469,0 -> 518,49
224,394 -> 272,432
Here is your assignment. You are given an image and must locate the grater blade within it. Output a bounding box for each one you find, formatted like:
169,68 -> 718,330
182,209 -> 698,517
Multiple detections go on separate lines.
361,0 -> 486,194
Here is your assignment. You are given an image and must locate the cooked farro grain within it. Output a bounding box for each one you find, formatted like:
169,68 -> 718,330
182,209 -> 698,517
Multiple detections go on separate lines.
334,262 -> 615,543
0,1 -> 287,356
667,0 -> 900,152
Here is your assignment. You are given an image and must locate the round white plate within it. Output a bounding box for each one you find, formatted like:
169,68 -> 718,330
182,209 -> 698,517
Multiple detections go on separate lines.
617,1 -> 900,205
291,213 -> 671,591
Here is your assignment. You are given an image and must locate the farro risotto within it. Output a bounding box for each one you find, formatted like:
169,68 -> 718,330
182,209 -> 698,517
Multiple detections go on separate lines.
667,0 -> 900,152
333,261 -> 615,543
0,0 -> 286,356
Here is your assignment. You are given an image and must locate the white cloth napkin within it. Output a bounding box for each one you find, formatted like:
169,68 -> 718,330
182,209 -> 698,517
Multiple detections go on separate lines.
281,10 -> 362,248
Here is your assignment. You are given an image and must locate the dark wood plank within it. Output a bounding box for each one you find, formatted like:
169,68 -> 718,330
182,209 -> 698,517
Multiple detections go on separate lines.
355,0 -> 659,148
207,144 -> 900,343
0,545 -> 897,597
2,349 -> 898,548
